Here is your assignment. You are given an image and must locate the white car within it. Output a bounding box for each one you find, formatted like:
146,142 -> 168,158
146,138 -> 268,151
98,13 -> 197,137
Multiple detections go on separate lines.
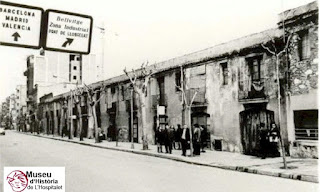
0,128 -> 5,135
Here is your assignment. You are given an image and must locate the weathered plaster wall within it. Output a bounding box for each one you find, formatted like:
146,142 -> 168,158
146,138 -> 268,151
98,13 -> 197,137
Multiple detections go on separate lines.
164,71 -> 183,127
206,59 -> 243,153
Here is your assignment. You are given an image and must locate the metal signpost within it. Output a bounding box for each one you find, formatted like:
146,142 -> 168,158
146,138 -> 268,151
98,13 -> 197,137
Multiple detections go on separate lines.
0,1 -> 43,49
43,10 -> 93,54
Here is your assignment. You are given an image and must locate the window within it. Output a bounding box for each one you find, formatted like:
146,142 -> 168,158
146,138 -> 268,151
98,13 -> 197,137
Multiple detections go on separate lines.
175,72 -> 181,91
220,62 -> 228,85
298,30 -> 310,60
70,55 -> 75,61
294,110 -> 318,140
73,66 -> 77,70
111,86 -> 116,94
73,76 -> 77,80
247,56 -> 263,82
121,85 -> 125,100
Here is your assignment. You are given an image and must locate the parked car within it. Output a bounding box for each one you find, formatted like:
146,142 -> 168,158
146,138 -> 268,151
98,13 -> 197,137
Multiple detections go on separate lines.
0,127 -> 5,135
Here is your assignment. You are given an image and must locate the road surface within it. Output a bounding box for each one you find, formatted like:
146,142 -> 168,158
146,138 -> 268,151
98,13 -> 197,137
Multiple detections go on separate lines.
0,131 -> 318,192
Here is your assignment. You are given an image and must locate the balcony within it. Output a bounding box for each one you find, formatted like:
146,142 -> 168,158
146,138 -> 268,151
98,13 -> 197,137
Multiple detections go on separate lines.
238,79 -> 267,102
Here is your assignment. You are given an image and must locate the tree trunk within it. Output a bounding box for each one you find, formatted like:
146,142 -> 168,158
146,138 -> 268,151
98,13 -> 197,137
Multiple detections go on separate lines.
139,93 -> 149,150
60,107 -> 64,137
276,57 -> 287,169
77,103 -> 83,141
91,100 -> 99,143
188,107 -> 194,155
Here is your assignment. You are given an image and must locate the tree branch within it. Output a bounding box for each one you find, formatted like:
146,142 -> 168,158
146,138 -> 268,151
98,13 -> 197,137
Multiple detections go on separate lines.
261,43 -> 276,55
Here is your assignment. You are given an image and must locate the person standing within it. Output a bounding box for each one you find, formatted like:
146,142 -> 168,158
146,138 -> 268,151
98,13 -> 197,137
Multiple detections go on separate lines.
269,123 -> 280,157
200,125 -> 207,152
175,124 -> 182,150
259,123 -> 269,159
193,124 -> 201,156
167,125 -> 175,154
156,127 -> 163,153
164,125 -> 170,153
181,124 -> 190,156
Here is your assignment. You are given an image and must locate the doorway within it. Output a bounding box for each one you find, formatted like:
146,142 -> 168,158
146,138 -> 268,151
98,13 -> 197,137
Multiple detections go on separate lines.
240,106 -> 274,156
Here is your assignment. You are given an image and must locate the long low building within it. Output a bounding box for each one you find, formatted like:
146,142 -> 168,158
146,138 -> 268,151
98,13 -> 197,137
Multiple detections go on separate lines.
31,2 -> 318,158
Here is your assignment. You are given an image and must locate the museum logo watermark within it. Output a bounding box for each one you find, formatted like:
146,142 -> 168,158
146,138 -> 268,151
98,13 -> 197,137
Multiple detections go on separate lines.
4,167 -> 65,192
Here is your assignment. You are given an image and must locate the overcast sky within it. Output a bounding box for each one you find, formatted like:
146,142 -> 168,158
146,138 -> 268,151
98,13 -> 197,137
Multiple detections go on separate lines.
0,0 -> 315,102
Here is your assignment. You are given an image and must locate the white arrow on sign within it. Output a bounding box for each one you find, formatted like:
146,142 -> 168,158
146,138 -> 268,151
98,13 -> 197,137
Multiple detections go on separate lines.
44,10 -> 93,54
0,1 -> 43,49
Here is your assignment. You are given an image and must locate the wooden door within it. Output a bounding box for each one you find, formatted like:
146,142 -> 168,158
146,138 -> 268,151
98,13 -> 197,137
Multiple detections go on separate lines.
240,109 -> 274,156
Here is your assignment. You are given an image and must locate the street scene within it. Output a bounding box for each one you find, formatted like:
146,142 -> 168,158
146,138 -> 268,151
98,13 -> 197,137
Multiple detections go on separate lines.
0,0 -> 319,191
0,131 -> 318,192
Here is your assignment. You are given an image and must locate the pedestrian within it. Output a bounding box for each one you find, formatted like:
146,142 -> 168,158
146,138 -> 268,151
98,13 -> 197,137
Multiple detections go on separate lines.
193,124 -> 201,156
200,125 -> 207,152
98,127 -> 104,143
181,124 -> 190,156
269,123 -> 280,157
167,125 -> 175,154
164,125 -> 171,153
259,123 -> 269,159
156,127 -> 163,153
174,124 -> 182,150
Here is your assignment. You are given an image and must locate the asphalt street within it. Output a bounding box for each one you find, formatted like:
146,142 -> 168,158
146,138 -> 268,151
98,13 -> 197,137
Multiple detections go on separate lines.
0,131 -> 318,192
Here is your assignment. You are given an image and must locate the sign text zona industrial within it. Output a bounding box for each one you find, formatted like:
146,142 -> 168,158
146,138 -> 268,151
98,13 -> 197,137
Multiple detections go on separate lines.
44,10 -> 93,54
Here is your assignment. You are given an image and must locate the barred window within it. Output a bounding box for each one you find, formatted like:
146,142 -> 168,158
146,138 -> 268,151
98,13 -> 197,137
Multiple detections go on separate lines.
298,30 -> 310,60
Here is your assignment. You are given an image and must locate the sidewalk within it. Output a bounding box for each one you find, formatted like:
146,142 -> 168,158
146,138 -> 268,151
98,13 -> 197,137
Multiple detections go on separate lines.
22,132 -> 318,183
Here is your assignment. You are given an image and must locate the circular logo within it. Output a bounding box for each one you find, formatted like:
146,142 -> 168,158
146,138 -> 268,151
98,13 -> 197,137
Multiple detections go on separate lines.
6,170 -> 28,192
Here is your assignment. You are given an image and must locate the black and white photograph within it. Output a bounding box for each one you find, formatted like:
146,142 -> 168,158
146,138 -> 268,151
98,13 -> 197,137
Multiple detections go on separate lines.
0,0 -> 318,191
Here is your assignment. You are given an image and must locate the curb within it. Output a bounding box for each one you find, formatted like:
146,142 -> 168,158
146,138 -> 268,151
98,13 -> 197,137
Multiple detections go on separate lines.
20,132 -> 318,183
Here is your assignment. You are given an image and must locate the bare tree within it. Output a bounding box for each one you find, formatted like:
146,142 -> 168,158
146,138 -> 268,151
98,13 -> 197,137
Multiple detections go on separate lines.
59,97 -> 68,138
175,66 -> 198,156
124,62 -> 155,150
261,29 -> 293,169
83,84 -> 106,143
73,87 -> 85,141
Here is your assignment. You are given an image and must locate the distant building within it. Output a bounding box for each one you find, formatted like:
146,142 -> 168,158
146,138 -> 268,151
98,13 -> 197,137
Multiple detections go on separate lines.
9,94 -> 17,129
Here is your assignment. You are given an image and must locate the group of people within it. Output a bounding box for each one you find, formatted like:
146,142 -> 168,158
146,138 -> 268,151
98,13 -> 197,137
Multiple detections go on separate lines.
259,123 -> 281,159
156,124 -> 207,156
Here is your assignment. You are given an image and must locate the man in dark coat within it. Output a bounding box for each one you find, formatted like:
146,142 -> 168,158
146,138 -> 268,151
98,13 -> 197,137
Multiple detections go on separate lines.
181,124 -> 190,156
259,123 -> 269,159
167,125 -> 175,154
200,125 -> 207,152
164,125 -> 170,153
174,124 -> 182,150
156,127 -> 164,153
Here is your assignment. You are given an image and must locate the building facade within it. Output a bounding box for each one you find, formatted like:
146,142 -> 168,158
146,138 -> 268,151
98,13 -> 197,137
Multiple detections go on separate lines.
29,2 -> 318,158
